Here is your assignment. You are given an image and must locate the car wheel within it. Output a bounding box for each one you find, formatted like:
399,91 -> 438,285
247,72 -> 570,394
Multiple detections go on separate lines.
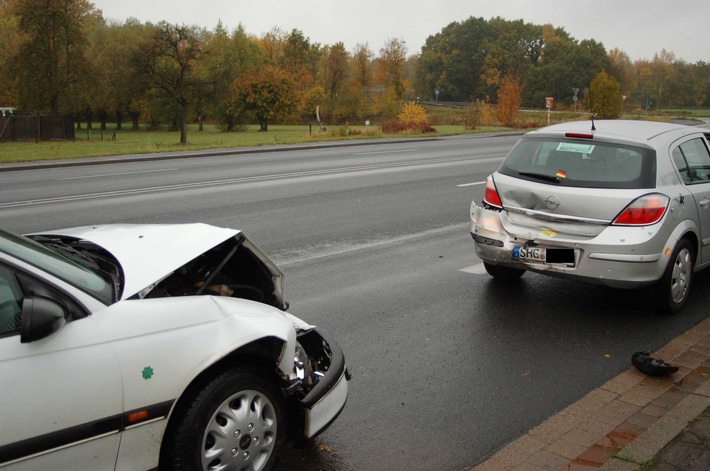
483,262 -> 525,280
161,367 -> 286,471
656,238 -> 694,315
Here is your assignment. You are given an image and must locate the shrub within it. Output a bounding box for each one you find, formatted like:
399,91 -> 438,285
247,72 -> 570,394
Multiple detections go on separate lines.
463,100 -> 483,130
382,121 -> 436,134
397,102 -> 429,125
496,74 -> 523,127
327,126 -> 365,137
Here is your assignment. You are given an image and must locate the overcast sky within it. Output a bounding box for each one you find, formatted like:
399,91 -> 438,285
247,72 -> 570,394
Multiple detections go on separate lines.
91,0 -> 707,63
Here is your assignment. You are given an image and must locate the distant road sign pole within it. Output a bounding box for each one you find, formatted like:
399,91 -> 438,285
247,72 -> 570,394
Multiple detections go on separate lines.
572,88 -> 579,112
435,89 -> 440,102
545,97 -> 554,125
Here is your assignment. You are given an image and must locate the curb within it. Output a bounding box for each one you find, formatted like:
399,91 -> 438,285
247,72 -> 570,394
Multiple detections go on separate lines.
471,316 -> 710,471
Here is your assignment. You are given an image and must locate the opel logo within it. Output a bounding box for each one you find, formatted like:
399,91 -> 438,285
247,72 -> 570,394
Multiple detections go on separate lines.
545,195 -> 560,210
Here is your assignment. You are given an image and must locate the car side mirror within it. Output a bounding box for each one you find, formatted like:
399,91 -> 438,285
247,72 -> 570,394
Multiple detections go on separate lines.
20,296 -> 67,343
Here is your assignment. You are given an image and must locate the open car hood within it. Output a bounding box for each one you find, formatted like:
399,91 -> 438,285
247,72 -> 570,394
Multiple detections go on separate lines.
30,224 -> 287,308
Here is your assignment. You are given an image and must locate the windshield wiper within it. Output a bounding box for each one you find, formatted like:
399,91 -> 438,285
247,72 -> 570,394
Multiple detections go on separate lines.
39,238 -> 122,302
518,171 -> 561,184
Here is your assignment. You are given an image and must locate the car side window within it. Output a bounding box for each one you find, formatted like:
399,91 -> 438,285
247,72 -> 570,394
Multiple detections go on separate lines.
674,138 -> 710,183
0,265 -> 23,336
672,147 -> 692,184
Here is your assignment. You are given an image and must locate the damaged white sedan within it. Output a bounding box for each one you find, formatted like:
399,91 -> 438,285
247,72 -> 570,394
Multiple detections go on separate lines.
0,223 -> 348,471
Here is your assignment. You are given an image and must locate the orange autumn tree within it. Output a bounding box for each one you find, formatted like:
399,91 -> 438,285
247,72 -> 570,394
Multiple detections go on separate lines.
496,74 -> 523,127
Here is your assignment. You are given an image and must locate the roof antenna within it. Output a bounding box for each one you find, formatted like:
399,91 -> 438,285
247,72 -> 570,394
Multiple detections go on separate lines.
587,79 -> 596,131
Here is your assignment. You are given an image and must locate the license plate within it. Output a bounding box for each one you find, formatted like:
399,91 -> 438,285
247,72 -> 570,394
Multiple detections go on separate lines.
513,246 -> 546,263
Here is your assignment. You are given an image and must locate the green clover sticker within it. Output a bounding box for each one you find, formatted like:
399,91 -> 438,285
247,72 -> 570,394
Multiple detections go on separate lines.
142,366 -> 154,380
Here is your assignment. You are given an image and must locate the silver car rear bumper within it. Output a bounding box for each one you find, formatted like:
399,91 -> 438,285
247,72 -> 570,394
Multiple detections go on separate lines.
470,202 -> 670,289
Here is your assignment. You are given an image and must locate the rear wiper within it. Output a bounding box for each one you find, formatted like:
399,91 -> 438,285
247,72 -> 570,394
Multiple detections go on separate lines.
518,171 -> 561,184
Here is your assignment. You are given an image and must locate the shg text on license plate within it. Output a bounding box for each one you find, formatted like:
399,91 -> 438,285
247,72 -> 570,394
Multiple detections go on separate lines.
513,246 -> 546,262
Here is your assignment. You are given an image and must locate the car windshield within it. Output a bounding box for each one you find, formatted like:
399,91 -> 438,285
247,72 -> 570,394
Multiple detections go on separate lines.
499,138 -> 656,189
0,229 -> 114,305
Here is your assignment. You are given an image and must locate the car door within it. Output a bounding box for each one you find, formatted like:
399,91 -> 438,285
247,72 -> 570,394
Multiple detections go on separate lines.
671,136 -> 710,264
0,263 -> 124,471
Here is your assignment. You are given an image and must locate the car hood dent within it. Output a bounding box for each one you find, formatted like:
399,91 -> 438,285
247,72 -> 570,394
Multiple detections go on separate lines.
32,224 -> 247,301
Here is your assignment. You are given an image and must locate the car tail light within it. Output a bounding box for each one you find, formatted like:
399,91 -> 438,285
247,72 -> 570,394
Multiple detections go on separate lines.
612,194 -> 669,226
483,176 -> 503,209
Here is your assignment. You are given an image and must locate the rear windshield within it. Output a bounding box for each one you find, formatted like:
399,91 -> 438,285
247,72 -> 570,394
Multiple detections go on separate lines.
499,138 -> 656,189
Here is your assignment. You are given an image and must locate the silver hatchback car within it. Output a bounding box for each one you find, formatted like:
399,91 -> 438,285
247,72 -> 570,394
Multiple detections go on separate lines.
470,120 -> 710,314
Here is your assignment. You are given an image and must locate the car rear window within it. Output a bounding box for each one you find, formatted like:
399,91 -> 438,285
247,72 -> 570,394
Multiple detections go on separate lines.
498,138 -> 656,189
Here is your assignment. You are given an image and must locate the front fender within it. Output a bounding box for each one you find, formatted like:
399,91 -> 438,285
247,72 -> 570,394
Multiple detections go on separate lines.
97,296 -> 297,413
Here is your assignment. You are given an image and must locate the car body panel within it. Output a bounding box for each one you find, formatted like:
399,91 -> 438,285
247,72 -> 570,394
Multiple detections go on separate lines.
30,224 -> 286,306
0,224 -> 347,470
0,312 -> 123,469
101,296 -> 297,412
470,120 -> 710,291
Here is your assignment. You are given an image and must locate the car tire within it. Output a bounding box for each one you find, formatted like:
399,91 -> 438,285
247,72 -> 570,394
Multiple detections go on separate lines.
160,367 -> 286,471
656,238 -> 694,315
483,262 -> 526,281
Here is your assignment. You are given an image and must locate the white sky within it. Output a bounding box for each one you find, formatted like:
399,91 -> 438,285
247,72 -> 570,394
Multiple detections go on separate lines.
91,0 -> 708,63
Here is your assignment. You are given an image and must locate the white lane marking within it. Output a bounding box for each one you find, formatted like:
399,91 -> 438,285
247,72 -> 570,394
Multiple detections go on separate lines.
276,223 -> 468,267
457,181 -> 486,187
353,149 -> 417,156
58,168 -> 178,180
2,156 -> 499,209
460,263 -> 488,275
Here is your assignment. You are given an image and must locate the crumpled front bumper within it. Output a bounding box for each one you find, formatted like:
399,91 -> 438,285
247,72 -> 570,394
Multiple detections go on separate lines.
292,328 -> 349,440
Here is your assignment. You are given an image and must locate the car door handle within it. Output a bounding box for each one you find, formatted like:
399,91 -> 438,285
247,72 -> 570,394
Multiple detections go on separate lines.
700,199 -> 710,208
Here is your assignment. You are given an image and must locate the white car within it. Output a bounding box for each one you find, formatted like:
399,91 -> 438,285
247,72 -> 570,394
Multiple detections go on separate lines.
0,223 -> 349,471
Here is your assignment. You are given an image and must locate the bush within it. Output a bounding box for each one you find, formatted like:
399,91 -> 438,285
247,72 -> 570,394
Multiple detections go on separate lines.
463,100 -> 483,130
327,126 -> 364,137
397,102 -> 429,125
382,121 -> 436,134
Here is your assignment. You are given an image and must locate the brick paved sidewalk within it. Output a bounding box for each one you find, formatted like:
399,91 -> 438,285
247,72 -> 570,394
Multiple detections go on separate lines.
471,316 -> 710,471
645,405 -> 710,471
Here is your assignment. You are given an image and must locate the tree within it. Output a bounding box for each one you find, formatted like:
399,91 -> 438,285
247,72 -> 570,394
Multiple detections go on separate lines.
351,43 -> 373,91
415,17 -> 491,101
496,74 -> 522,126
524,35 -> 607,108
135,22 -> 208,144
348,43 -> 375,120
201,22 -> 262,130
648,49 -> 677,111
320,42 -> 349,100
588,71 -> 622,119
377,38 -> 408,99
318,42 -> 350,121
257,26 -> 286,65
7,0 -> 96,113
0,1 -> 20,107
229,65 -> 297,131
86,19 -> 149,130
606,48 -> 636,95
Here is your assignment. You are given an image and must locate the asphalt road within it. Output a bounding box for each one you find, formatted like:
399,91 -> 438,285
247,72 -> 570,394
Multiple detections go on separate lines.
2,133 -> 709,471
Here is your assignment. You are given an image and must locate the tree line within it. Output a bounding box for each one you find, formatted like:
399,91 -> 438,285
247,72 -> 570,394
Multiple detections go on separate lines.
1,0 -> 708,144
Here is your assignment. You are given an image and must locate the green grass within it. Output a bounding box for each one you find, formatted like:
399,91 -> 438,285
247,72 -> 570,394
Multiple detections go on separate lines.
5,107 -> 705,164
0,123 -> 504,164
